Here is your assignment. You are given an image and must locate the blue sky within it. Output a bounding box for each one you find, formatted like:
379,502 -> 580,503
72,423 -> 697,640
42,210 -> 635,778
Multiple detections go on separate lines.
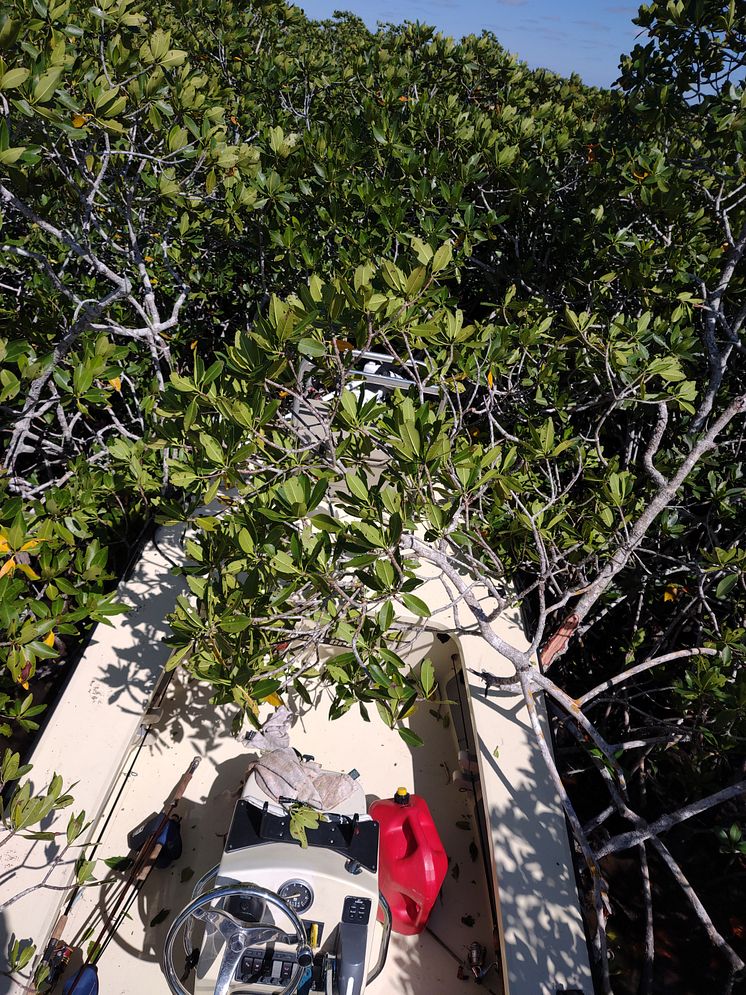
296,0 -> 644,88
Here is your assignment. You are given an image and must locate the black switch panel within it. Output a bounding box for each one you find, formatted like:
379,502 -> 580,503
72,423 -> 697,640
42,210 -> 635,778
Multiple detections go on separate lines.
341,896 -> 372,925
238,948 -> 326,988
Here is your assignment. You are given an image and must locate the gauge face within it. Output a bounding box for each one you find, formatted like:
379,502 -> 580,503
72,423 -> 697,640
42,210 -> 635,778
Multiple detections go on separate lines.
278,879 -> 314,915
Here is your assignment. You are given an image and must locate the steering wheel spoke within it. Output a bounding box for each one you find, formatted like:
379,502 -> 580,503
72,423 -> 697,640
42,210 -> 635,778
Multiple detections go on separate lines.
192,905 -> 244,939
214,932 -> 248,995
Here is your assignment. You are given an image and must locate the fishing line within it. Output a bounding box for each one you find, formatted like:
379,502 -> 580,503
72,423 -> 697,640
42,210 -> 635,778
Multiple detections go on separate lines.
66,725 -> 153,948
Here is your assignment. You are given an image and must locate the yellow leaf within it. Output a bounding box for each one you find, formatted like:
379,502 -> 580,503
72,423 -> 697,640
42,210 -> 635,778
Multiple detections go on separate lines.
663,583 -> 686,602
190,340 -> 198,351
20,680 -> 29,690
144,255 -> 154,263
16,562 -> 41,581
0,557 -> 16,578
265,693 -> 283,708
72,114 -> 88,128
20,538 -> 44,552
487,369 -> 494,388
0,536 -> 10,554
44,631 -> 55,647
108,376 -> 122,392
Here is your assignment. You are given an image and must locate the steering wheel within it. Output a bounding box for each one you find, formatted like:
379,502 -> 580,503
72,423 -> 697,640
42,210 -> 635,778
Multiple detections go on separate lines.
163,883 -> 313,995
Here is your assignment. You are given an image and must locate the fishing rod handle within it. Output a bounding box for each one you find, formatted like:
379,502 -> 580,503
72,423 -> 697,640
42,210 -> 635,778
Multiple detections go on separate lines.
135,842 -> 163,883
168,756 -> 201,806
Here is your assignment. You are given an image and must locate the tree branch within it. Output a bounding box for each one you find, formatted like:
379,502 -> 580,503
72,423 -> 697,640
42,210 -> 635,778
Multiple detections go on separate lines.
596,780 -> 746,859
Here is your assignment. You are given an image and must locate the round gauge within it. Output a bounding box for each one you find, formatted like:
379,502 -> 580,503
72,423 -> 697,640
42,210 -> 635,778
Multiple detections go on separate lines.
278,879 -> 314,915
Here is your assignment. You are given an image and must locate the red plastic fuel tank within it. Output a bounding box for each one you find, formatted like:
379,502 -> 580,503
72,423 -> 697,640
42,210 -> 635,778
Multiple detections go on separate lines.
369,787 -> 448,935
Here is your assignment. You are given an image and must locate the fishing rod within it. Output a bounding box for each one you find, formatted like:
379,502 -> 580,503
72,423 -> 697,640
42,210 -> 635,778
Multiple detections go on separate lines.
35,674 -> 180,992
31,733 -> 156,993
60,755 -> 200,995
65,670 -> 178,950
92,826 -> 171,965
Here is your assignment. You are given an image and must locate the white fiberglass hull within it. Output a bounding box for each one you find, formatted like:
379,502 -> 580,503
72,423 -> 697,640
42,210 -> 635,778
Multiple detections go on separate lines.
55,648 -> 498,994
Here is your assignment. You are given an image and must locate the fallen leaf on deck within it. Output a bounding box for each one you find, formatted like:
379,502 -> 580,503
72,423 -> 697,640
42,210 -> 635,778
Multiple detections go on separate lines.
104,855 -> 133,872
150,908 -> 171,927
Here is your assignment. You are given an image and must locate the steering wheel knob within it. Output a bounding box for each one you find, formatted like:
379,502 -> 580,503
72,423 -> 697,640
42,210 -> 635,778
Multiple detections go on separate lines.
229,933 -> 247,954
297,943 -> 313,968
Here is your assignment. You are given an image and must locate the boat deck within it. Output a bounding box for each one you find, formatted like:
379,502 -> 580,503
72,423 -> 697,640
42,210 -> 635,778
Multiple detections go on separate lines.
57,656 -> 499,995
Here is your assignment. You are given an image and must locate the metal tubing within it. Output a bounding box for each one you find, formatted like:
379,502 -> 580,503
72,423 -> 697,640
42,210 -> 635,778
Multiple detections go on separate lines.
366,893 -> 392,986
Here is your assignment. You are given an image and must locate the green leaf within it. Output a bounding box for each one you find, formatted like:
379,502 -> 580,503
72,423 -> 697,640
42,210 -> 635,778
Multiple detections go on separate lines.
431,242 -> 453,273
0,146 -> 26,165
311,513 -> 343,533
297,337 -> 325,358
648,356 -> 685,382
715,574 -> 738,599
397,727 -> 424,747
344,472 -> 369,503
161,50 -> 187,67
308,273 -> 323,301
199,433 -> 224,464
76,859 -> 96,884
252,678 -> 282,700
238,528 -> 255,554
339,390 -> 357,420
272,551 -> 297,574
104,855 -> 133,871
66,810 -> 86,844
288,804 -> 327,848
0,67 -> 29,90
374,559 -> 395,588
401,593 -> 430,617
420,658 -> 435,696
378,600 -> 394,631
219,615 -> 251,633
399,421 -> 420,456
32,68 -> 62,104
